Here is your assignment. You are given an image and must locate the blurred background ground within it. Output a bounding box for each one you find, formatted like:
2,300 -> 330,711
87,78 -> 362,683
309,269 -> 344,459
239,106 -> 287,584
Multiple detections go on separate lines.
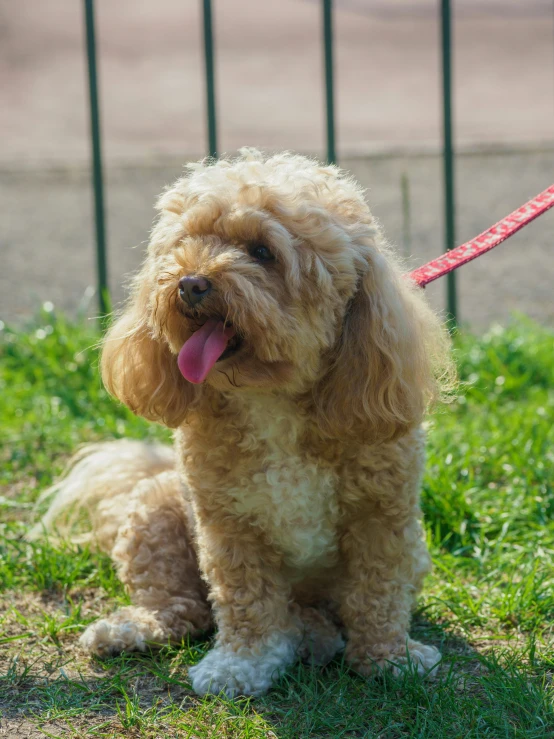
1,0 -> 553,326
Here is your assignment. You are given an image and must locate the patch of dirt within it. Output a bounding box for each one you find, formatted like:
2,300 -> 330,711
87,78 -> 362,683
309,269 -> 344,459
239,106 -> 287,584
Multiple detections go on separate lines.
0,716 -> 102,738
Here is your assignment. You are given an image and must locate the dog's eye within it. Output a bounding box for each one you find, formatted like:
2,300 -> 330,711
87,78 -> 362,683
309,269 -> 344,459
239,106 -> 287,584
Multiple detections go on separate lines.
248,243 -> 274,263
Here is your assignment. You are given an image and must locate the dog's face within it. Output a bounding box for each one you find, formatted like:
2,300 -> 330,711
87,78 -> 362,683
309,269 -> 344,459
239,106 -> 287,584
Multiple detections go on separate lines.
102,151 -> 451,440
149,156 -> 369,395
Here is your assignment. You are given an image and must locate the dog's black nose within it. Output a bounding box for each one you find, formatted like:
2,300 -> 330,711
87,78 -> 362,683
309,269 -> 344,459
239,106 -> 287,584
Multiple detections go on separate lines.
178,275 -> 212,306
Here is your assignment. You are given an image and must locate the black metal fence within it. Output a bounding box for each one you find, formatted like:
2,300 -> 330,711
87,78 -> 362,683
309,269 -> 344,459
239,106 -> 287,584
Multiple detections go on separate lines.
83,0 -> 458,321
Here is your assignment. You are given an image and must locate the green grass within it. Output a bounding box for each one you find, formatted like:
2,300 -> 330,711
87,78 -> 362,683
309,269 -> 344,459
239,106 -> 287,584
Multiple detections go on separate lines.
1,308 -> 553,738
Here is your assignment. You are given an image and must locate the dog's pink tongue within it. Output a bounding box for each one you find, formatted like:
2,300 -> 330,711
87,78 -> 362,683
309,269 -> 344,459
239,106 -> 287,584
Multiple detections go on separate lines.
178,319 -> 235,384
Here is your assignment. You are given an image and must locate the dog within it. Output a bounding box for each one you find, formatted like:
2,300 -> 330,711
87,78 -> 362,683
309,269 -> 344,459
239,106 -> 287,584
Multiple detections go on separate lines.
36,149 -> 453,697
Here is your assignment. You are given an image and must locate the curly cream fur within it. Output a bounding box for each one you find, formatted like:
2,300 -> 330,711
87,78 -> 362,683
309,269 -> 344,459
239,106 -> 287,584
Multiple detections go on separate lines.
36,150 -> 453,697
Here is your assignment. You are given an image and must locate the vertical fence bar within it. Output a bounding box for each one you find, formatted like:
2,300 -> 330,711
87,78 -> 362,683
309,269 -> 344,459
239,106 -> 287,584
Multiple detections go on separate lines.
440,0 -> 457,324
322,0 -> 336,164
202,0 -> 218,158
83,0 -> 108,317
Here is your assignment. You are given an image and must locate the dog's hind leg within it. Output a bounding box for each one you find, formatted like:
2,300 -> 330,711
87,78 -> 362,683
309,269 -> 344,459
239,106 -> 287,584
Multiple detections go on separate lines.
80,471 -> 212,657
295,604 -> 345,666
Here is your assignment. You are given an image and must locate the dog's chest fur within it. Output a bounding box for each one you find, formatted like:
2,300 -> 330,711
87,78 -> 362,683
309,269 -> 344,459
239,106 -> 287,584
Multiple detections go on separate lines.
232,396 -> 340,569
185,394 -> 341,570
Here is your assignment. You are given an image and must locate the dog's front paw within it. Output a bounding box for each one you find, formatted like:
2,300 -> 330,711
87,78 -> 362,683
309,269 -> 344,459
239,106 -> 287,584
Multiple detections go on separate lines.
399,640 -> 441,675
189,634 -> 298,697
348,639 -> 441,677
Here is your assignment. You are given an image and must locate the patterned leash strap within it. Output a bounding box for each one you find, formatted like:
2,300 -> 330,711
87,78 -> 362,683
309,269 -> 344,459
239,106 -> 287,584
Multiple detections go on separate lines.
408,184 -> 554,287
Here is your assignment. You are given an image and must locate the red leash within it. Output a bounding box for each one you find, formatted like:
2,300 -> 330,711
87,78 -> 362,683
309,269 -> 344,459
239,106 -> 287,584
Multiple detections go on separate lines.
408,184 -> 554,287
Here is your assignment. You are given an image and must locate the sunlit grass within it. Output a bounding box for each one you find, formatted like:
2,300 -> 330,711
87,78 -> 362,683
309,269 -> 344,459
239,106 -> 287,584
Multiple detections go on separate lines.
1,311 -> 553,737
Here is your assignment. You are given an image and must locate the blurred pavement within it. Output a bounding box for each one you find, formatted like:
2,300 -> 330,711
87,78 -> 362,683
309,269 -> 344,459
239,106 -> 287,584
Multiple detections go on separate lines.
1,0 -> 553,162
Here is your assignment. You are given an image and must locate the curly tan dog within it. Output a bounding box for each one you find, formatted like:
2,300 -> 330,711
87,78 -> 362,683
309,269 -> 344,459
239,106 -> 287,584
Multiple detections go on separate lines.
37,150 -> 453,697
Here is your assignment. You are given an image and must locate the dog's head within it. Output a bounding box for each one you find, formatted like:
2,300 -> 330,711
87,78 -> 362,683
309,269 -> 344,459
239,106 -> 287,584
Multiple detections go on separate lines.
102,150 -> 452,442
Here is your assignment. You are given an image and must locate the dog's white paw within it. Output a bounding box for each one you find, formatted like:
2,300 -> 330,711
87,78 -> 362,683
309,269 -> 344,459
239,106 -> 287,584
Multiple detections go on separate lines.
388,641 -> 441,676
80,607 -> 165,657
80,619 -> 145,657
350,639 -> 441,678
189,634 -> 298,697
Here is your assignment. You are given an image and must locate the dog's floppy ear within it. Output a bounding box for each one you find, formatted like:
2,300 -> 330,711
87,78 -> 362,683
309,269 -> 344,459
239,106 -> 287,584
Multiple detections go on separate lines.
101,297 -> 195,428
314,248 -> 452,443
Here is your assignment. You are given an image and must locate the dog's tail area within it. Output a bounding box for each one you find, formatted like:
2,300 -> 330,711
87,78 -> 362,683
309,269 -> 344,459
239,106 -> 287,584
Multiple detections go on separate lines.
29,439 -> 176,552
